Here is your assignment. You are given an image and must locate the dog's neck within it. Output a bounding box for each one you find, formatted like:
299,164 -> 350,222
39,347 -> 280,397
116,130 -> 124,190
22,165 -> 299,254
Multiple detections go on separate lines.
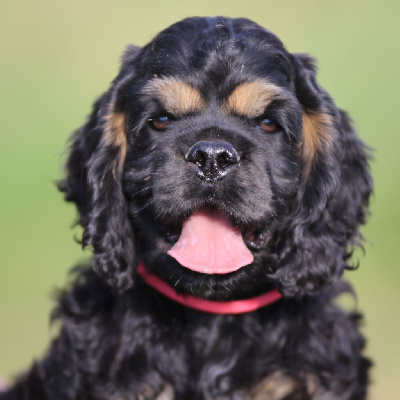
137,262 -> 282,314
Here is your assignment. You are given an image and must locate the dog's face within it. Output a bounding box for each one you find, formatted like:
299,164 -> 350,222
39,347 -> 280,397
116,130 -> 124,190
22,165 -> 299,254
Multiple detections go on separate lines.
62,17 -> 372,299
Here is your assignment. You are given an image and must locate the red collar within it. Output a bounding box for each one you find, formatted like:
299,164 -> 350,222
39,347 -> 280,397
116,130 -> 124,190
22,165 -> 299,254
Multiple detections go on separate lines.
137,262 -> 282,314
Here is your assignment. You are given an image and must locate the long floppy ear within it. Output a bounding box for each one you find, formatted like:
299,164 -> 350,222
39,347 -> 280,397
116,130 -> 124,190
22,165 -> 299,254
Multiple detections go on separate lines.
269,53 -> 373,297
59,45 -> 141,292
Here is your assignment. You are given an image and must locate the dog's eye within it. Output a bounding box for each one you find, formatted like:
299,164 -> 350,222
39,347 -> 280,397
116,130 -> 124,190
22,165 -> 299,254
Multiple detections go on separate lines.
148,115 -> 172,131
259,118 -> 279,133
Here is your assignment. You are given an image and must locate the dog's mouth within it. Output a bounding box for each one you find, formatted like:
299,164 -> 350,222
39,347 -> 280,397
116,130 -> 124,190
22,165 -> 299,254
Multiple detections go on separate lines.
166,209 -> 269,275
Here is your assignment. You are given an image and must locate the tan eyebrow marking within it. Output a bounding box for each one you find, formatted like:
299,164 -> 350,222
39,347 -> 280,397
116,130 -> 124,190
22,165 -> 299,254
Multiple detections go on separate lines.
302,110 -> 333,176
221,80 -> 286,118
143,77 -> 205,115
103,107 -> 127,172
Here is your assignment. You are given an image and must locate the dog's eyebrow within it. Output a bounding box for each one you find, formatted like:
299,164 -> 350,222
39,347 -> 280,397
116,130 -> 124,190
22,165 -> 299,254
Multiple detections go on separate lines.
143,77 -> 205,116
222,80 -> 286,118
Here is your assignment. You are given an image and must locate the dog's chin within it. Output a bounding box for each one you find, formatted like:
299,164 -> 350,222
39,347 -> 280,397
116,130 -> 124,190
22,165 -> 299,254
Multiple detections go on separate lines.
140,207 -> 277,301
147,255 -> 277,301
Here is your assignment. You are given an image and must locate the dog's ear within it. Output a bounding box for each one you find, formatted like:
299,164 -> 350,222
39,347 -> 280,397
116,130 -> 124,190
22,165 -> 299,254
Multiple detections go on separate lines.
269,53 -> 373,297
59,45 -> 141,292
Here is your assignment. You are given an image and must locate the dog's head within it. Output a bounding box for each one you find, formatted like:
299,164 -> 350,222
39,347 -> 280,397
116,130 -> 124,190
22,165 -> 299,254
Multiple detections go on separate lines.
60,17 -> 372,299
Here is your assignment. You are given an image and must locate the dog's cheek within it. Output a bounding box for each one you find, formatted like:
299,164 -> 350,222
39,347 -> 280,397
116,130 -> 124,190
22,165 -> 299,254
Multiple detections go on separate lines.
152,156 -> 195,218
244,140 -> 300,219
268,150 -> 302,203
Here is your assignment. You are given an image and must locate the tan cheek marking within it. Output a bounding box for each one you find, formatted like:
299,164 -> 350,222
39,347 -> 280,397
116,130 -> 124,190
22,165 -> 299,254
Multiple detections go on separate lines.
222,80 -> 284,118
144,77 -> 205,115
302,110 -> 333,175
306,374 -> 342,400
252,372 -> 298,399
103,109 -> 127,171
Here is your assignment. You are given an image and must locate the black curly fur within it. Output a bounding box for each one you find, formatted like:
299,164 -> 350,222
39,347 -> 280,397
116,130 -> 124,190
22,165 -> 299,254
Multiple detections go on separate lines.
1,17 -> 372,399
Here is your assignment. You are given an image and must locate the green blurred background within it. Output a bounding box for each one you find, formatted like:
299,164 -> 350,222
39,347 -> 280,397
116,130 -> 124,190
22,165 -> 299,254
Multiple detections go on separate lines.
0,0 -> 399,398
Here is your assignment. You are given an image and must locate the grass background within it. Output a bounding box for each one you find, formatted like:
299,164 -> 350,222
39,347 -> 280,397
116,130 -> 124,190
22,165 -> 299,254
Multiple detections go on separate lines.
0,0 -> 399,398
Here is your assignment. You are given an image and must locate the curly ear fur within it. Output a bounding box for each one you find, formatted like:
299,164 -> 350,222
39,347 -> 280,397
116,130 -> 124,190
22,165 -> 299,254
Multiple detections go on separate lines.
269,54 -> 373,297
59,45 -> 141,291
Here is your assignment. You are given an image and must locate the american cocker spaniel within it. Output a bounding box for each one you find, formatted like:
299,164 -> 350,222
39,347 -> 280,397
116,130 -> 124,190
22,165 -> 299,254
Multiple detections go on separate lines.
1,17 -> 373,400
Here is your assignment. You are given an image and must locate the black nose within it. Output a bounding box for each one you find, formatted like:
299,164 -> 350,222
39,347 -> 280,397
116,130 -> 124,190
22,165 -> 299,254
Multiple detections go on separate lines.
185,141 -> 240,182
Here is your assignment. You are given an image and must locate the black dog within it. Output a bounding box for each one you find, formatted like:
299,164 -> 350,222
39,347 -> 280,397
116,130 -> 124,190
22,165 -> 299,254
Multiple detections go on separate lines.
2,17 -> 372,399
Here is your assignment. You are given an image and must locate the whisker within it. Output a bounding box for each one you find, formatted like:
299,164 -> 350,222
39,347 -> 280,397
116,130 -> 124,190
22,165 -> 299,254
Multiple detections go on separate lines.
130,186 -> 151,198
174,276 -> 183,287
130,198 -> 155,215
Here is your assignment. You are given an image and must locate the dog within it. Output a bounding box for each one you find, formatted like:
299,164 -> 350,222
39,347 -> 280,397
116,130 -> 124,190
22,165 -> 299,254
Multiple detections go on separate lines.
1,17 -> 372,399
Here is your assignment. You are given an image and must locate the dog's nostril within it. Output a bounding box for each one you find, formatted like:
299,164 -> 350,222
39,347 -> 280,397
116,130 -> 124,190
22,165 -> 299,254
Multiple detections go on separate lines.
190,151 -> 206,168
186,141 -> 239,181
217,152 -> 235,169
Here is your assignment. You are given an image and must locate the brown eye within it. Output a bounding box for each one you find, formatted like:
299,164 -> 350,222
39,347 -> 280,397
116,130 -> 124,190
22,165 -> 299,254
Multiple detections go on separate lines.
148,115 -> 171,131
260,118 -> 279,133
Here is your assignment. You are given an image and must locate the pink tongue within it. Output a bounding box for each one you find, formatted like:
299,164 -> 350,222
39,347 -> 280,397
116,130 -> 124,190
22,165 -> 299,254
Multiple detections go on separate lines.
167,210 -> 254,274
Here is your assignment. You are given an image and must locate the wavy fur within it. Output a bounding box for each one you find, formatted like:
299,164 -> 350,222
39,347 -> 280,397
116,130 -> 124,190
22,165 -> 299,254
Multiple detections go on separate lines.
2,17 -> 372,400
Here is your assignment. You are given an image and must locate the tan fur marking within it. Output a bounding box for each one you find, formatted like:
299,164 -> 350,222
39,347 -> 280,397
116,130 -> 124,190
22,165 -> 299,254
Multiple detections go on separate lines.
302,110 -> 333,175
306,374 -> 343,399
222,80 -> 285,118
252,372 -> 341,399
144,77 -> 205,115
103,109 -> 127,171
252,372 -> 297,399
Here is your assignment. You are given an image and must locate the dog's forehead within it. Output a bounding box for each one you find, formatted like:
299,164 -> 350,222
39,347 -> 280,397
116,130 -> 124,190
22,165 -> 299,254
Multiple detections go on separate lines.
136,18 -> 293,117
138,17 -> 292,87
